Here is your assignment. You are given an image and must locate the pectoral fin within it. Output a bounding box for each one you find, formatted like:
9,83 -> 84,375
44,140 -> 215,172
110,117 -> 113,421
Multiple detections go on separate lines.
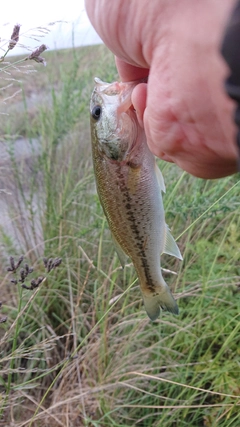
111,234 -> 128,268
155,161 -> 166,193
163,225 -> 183,260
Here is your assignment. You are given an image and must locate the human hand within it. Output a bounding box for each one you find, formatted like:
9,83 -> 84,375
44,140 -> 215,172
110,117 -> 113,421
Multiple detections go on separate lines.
86,0 -> 238,178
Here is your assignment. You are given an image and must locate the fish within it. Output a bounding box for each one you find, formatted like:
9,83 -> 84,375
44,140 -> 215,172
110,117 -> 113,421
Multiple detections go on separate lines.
90,78 -> 182,321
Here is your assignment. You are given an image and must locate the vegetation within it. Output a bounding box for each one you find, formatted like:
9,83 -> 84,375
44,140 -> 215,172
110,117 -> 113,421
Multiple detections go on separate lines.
0,43 -> 239,427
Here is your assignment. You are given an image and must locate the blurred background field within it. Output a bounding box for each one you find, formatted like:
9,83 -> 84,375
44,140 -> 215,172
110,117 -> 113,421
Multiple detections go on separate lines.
0,44 -> 239,427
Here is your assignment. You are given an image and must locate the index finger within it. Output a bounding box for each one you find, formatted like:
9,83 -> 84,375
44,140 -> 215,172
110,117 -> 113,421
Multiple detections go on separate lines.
116,57 -> 149,82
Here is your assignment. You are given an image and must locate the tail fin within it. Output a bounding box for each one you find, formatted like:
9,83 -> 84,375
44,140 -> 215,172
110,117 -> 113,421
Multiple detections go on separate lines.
142,286 -> 179,321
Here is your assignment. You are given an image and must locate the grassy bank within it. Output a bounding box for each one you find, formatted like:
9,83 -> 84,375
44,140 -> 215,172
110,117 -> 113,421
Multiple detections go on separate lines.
0,44 -> 239,427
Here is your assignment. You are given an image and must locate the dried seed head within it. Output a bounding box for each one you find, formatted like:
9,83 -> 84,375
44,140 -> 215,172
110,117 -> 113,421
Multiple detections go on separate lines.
31,56 -> 46,66
19,268 -> 26,283
36,276 -> 44,285
24,263 -> 33,275
0,301 -> 7,323
16,255 -> 24,270
22,283 -> 31,290
7,255 -> 24,273
10,256 -> 15,271
22,276 -> 45,290
47,258 -> 53,273
44,257 -> 62,272
53,257 -> 62,268
28,44 -> 47,66
30,279 -> 37,287
8,24 -> 21,50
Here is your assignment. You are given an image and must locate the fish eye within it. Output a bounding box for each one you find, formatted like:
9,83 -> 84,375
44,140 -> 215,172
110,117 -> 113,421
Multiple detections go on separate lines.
91,105 -> 102,121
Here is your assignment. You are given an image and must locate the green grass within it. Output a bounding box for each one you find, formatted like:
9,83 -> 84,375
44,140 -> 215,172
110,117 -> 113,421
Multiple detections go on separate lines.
0,44 -> 239,427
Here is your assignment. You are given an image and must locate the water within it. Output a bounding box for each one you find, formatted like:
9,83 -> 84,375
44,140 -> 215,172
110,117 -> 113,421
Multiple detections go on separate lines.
0,138 -> 43,257
0,138 -> 40,165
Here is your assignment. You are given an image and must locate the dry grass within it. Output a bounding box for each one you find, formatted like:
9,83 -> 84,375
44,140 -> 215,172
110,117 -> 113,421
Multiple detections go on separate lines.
0,37 -> 239,426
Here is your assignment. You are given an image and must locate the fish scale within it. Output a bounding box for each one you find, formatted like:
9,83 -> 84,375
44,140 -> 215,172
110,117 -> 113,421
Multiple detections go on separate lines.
90,78 -> 182,320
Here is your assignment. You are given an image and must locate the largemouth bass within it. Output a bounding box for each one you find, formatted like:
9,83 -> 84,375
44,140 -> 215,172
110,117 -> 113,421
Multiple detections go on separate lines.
90,78 -> 182,321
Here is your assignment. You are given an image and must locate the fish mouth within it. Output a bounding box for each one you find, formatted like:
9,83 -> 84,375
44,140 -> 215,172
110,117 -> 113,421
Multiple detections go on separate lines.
94,78 -> 136,114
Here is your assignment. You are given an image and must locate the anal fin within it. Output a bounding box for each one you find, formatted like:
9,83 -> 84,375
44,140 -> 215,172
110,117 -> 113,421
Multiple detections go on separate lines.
163,225 -> 183,260
111,233 -> 128,268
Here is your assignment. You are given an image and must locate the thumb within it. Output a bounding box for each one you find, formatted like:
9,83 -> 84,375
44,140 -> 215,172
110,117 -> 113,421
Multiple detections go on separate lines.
131,82 -> 147,128
142,60 -> 181,162
132,73 -> 175,163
